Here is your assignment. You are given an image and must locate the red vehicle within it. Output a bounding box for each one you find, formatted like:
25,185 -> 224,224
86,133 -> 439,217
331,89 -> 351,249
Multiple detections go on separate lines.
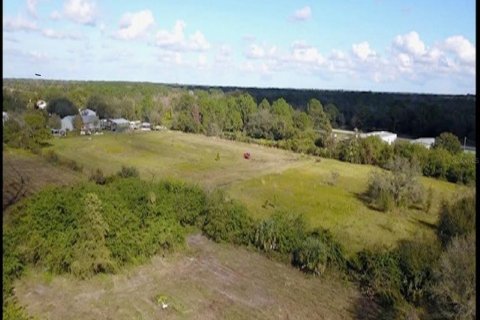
243,152 -> 251,159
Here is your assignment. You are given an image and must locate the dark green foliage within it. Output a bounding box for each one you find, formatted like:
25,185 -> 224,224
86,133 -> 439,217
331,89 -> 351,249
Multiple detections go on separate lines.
354,249 -> 403,306
366,157 -> 424,211
437,193 -> 476,247
117,165 -> 139,178
3,110 -> 51,151
202,190 -> 255,245
71,193 -> 116,278
254,211 -> 306,255
430,233 -> 476,320
48,114 -> 62,129
292,228 -> 347,275
89,168 -> 107,185
47,97 -> 78,118
394,240 -> 441,305
433,132 -> 463,155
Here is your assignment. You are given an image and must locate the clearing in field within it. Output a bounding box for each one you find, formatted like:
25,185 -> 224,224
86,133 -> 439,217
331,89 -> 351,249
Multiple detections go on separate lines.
14,234 -> 380,320
48,131 -> 461,254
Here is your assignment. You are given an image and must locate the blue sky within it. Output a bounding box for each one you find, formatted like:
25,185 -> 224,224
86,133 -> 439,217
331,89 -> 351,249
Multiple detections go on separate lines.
3,0 -> 476,94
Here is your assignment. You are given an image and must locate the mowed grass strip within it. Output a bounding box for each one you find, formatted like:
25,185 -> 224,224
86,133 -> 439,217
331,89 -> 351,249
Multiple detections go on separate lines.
48,131 -> 304,188
49,130 -> 461,254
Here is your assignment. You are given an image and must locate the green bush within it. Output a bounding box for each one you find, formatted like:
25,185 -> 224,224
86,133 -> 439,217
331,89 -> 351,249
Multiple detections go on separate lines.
394,240 -> 441,305
354,249 -> 403,307
437,193 -> 476,247
202,190 -> 254,245
430,233 -> 476,320
89,168 -> 107,185
117,165 -> 139,178
254,211 -> 306,255
292,228 -> 347,275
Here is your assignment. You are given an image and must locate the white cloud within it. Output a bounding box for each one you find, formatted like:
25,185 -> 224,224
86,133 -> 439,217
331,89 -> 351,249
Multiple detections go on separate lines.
50,10 -> 62,20
42,28 -> 82,40
215,45 -> 233,63
352,41 -> 377,61
63,0 -> 97,25
442,35 -> 475,65
155,20 -> 210,52
245,44 -> 277,59
290,42 -> 325,65
291,6 -> 312,21
393,31 -> 426,56
115,10 -> 154,40
158,51 -> 183,65
26,0 -> 38,18
3,15 -> 38,32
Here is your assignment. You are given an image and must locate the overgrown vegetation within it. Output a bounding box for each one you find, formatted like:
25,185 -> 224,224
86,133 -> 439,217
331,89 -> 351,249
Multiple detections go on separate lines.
366,156 -> 425,212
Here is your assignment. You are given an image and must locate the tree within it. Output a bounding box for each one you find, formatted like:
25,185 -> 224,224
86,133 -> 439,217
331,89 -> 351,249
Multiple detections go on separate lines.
258,98 -> 271,111
433,132 -> 462,154
73,115 -> 83,131
366,157 -> 425,211
324,103 -> 340,127
47,97 -> 78,118
23,110 -> 51,148
71,193 -> 115,278
48,114 -> 61,129
431,233 -> 475,320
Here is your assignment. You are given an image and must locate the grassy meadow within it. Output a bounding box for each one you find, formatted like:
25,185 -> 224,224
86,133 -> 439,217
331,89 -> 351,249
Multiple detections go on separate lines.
47,130 -> 461,254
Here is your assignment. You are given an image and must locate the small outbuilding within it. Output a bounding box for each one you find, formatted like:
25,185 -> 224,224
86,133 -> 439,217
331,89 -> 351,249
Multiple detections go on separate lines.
108,118 -> 130,132
359,131 -> 397,145
410,137 -> 435,149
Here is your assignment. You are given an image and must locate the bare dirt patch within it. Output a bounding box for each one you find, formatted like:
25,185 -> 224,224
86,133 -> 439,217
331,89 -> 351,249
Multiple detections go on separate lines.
15,234 -> 374,320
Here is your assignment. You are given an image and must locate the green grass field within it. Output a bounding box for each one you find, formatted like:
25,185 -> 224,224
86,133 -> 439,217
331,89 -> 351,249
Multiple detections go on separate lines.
48,130 -> 462,255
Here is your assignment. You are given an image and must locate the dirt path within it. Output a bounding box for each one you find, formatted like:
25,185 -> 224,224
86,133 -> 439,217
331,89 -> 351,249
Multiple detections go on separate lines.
15,234 -> 380,320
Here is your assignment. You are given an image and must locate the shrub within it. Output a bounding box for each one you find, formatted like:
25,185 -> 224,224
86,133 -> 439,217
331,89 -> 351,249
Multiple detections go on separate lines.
355,249 -> 403,306
430,233 -> 476,320
292,228 -> 347,275
89,168 -> 107,185
202,190 -> 254,245
366,157 -> 424,211
117,165 -> 139,178
437,193 -> 475,247
44,149 -> 60,164
394,240 -> 442,305
70,193 -> 116,278
254,211 -> 306,255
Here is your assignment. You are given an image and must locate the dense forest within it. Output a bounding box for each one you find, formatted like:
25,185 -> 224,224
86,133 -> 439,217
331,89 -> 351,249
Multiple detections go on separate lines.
3,78 -> 476,143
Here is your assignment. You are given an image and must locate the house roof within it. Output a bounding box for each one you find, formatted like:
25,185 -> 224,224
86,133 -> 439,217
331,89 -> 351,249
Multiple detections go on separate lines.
79,109 -> 96,117
411,138 -> 435,145
360,131 -> 397,138
82,115 -> 99,124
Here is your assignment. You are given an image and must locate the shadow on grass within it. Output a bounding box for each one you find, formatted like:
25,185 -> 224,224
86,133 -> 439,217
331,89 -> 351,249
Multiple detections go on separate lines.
414,218 -> 437,230
353,192 -> 385,212
349,295 -> 396,320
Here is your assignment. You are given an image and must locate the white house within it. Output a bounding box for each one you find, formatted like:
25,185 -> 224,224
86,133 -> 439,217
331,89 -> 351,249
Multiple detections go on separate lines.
359,131 -> 397,145
129,120 -> 141,130
410,137 -> 435,149
61,115 -> 76,132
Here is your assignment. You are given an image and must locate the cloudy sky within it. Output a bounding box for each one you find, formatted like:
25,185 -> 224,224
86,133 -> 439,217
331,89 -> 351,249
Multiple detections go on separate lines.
3,0 -> 476,94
